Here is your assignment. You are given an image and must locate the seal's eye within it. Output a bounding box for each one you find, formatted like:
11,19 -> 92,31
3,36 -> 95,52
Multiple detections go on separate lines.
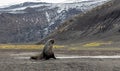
50,40 -> 54,44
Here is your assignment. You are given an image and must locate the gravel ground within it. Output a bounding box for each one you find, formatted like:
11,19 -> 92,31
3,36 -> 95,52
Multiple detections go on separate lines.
0,50 -> 120,71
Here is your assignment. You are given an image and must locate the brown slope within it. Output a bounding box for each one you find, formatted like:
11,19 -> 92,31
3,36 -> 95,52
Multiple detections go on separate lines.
38,0 -> 120,44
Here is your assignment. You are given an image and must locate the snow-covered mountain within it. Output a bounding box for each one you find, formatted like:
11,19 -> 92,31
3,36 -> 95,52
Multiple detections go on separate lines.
0,0 -> 109,43
0,0 -> 107,7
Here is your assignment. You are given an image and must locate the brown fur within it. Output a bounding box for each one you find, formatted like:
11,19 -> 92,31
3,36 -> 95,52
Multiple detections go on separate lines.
30,39 -> 56,60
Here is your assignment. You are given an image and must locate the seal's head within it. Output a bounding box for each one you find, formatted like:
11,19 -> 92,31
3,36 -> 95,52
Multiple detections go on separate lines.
49,39 -> 54,44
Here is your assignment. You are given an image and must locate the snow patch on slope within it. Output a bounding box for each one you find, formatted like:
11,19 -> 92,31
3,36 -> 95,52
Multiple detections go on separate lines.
45,12 -> 50,23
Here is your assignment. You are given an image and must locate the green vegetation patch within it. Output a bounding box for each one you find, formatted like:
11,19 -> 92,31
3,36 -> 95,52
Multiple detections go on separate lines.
83,41 -> 112,47
0,44 -> 65,49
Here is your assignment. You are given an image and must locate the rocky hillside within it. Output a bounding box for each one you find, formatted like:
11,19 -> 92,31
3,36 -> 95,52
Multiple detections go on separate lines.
0,0 -> 107,43
40,0 -> 120,44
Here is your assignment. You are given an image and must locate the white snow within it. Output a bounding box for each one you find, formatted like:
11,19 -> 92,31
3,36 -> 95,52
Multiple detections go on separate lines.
11,52 -> 120,59
0,0 -> 90,7
43,28 -> 49,36
62,0 -> 89,3
49,0 -> 108,13
57,55 -> 120,59
2,4 -> 51,11
0,0 -> 109,13
45,12 -> 50,23
13,55 -> 120,59
0,0 -> 109,8
49,22 -> 55,26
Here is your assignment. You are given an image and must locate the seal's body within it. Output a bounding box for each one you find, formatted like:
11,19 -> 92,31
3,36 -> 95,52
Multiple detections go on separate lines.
30,39 -> 56,60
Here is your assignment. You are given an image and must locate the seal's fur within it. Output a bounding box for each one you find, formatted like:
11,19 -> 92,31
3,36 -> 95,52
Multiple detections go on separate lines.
30,39 -> 56,60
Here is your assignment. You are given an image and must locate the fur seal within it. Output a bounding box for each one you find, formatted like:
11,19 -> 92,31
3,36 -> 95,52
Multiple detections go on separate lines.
30,39 -> 56,60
